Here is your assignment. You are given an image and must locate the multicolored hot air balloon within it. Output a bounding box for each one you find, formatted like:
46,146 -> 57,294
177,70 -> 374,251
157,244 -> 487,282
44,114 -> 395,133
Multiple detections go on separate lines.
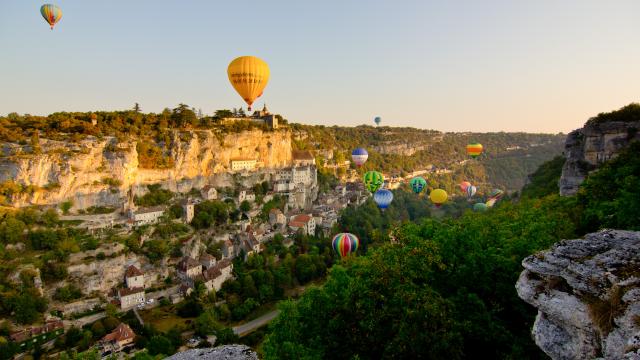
429,189 -> 448,207
40,4 -> 62,30
374,189 -> 393,210
363,171 -> 384,193
227,56 -> 270,111
466,143 -> 483,158
486,198 -> 497,208
459,181 -> 471,192
374,116 -> 381,126
466,185 -> 477,199
473,202 -> 488,212
410,177 -> 427,194
489,189 -> 504,199
351,148 -> 369,167
332,233 -> 359,258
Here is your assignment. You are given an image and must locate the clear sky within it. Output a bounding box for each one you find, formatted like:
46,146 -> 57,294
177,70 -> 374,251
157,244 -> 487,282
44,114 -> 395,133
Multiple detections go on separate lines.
1,1 -> 639,133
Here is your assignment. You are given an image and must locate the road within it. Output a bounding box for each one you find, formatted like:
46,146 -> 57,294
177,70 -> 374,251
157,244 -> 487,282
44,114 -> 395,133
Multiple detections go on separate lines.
232,310 -> 280,336
63,311 -> 106,329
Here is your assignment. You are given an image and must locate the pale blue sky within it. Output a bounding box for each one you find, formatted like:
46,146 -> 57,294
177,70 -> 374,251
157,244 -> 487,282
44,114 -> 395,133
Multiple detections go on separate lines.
1,1 -> 639,132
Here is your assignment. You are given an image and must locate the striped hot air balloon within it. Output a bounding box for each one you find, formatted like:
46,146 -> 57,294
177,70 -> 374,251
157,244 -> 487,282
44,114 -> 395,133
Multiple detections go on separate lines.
351,148 -> 369,167
332,233 -> 359,258
374,189 -> 394,210
410,177 -> 427,194
466,143 -> 483,158
363,171 -> 384,193
466,185 -> 477,199
40,4 -> 62,30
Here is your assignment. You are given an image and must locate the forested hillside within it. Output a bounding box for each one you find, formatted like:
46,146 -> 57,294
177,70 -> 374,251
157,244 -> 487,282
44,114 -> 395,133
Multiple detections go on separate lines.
262,141 -> 640,359
292,124 -> 564,191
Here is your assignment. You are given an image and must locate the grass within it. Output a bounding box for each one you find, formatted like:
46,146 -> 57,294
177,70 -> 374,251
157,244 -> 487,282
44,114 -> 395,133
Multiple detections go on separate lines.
586,285 -> 626,336
140,305 -> 194,333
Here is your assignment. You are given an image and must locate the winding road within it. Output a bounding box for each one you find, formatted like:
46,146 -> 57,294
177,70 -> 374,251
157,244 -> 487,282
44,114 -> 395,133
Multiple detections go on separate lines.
232,310 -> 280,336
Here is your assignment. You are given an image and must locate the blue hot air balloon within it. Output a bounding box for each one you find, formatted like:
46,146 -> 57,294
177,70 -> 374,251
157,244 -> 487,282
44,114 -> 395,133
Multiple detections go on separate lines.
374,116 -> 382,126
374,189 -> 393,210
351,148 -> 369,167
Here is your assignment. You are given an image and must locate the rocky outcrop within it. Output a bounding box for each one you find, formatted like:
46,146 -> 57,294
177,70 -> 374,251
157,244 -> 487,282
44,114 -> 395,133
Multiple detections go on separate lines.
559,120 -> 639,196
516,230 -> 640,359
0,129 -> 292,209
165,345 -> 258,360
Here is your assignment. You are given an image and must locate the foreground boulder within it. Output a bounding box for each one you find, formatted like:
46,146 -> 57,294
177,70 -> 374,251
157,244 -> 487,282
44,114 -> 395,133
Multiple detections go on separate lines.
516,230 -> 640,359
165,345 -> 259,360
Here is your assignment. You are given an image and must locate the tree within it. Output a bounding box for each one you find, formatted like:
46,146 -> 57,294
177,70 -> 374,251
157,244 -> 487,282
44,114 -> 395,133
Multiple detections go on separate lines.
240,200 -> 251,212
0,217 -> 26,244
147,335 -> 174,356
31,131 -> 41,155
134,103 -> 141,113
171,104 -> 198,128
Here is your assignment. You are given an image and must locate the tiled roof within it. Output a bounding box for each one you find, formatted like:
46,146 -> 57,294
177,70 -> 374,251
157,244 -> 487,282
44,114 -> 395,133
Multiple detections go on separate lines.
102,323 -> 135,343
292,150 -> 314,160
291,214 -> 312,223
177,256 -> 201,272
125,265 -> 144,278
118,287 -> 144,297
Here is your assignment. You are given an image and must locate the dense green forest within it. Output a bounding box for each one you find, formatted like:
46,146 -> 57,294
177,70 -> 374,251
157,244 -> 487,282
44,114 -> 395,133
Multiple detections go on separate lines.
262,141 -> 640,359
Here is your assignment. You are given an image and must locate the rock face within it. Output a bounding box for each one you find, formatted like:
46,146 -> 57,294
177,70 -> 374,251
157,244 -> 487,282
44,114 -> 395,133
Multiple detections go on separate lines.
516,230 -> 640,359
0,129 -> 292,209
559,120 -> 640,196
165,345 -> 258,360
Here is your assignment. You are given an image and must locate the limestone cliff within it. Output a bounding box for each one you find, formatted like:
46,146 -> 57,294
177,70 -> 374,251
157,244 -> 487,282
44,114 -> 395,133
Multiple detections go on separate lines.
559,119 -> 639,196
0,129 -> 292,209
516,230 -> 640,359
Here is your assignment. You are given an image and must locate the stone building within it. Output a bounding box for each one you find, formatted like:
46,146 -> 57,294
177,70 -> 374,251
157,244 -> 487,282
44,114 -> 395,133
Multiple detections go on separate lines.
201,185 -> 217,200
230,159 -> 257,171
118,287 -> 145,310
177,256 -> 202,281
288,214 -> 316,236
124,265 -> 144,289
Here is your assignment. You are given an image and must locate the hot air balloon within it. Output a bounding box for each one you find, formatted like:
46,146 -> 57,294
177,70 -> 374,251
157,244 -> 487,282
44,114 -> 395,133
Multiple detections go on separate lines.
466,143 -> 483,158
473,203 -> 488,212
351,148 -> 369,167
363,171 -> 384,193
227,56 -> 270,111
40,4 -> 62,30
374,116 -> 381,126
410,177 -> 427,194
332,233 -> 359,258
489,189 -> 504,199
459,181 -> 471,192
486,198 -> 497,208
374,189 -> 393,210
466,185 -> 477,199
429,189 -> 448,207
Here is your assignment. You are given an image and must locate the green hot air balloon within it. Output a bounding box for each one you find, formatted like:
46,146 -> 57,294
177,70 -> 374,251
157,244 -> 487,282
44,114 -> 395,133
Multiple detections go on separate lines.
473,202 -> 488,212
409,177 -> 427,194
363,171 -> 384,193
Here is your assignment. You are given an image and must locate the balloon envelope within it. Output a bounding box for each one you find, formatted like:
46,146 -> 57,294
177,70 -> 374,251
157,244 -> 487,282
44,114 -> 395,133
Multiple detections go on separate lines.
466,185 -> 477,198
363,171 -> 384,193
429,189 -> 448,206
459,181 -> 471,192
473,203 -> 488,212
410,177 -> 427,194
40,4 -> 62,30
466,143 -> 483,158
332,233 -> 359,258
374,116 -> 381,125
489,189 -> 504,199
227,56 -> 270,111
351,148 -> 369,167
374,189 -> 394,209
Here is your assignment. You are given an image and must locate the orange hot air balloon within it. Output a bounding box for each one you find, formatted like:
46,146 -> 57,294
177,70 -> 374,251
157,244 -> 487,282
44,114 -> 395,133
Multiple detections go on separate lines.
227,56 -> 270,111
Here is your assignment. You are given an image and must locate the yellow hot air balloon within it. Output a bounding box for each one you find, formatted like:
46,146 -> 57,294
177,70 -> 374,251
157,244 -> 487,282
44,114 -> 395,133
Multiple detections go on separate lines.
429,189 -> 448,207
227,56 -> 270,111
